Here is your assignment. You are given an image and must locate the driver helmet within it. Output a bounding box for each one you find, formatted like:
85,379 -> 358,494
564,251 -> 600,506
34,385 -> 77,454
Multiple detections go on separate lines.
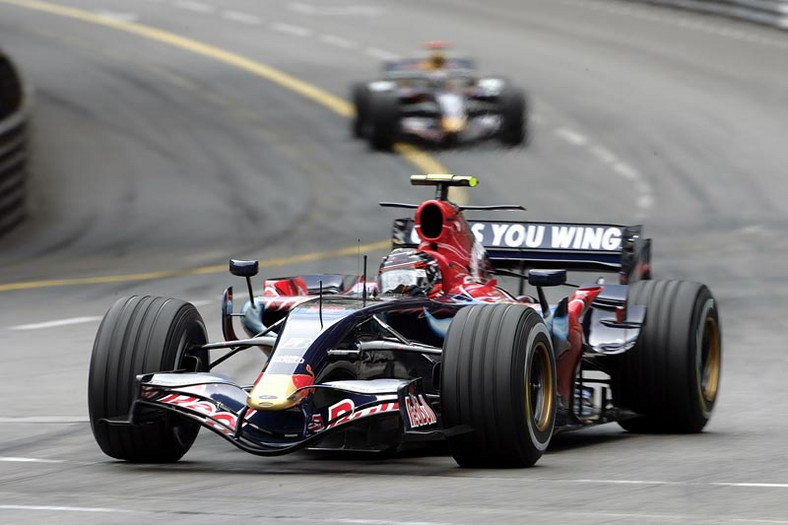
377,248 -> 443,297
428,50 -> 446,70
424,41 -> 450,70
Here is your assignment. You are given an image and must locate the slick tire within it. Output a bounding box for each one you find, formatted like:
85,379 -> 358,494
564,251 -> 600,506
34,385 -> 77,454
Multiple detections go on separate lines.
442,304 -> 557,468
498,87 -> 528,147
611,280 -> 722,433
351,82 -> 371,139
368,91 -> 399,151
88,296 -> 209,462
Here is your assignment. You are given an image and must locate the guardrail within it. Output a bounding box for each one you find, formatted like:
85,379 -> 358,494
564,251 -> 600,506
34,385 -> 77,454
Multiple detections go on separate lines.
627,0 -> 788,29
0,50 -> 28,238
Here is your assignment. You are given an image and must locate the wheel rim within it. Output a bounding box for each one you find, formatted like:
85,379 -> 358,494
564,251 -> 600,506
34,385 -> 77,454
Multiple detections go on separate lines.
699,315 -> 721,409
526,341 -> 554,433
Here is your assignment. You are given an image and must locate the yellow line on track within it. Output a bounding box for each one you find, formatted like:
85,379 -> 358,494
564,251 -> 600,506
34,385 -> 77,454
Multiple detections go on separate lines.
0,0 -> 450,291
0,241 -> 391,292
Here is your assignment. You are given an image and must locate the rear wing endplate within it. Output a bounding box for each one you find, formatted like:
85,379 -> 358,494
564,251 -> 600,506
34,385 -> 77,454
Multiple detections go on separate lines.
391,218 -> 651,282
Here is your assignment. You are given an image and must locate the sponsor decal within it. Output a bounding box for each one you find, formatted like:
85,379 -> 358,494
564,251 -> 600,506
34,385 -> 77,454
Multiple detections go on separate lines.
477,224 -> 622,251
158,394 -> 238,436
307,414 -> 325,433
326,399 -> 399,430
404,393 -> 437,429
270,352 -> 306,364
408,221 -> 622,251
260,297 -> 310,310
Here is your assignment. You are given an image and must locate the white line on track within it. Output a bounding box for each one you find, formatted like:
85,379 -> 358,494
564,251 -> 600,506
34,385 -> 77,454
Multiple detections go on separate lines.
335,521 -> 449,525
460,476 -> 788,491
0,417 -> 87,423
191,299 -> 213,307
0,457 -> 64,463
531,113 -> 547,125
731,518 -> 788,525
8,316 -> 103,331
320,34 -> 358,49
221,10 -> 262,25
552,127 -> 653,214
613,161 -> 639,181
715,482 -> 788,489
555,126 -> 589,146
173,0 -> 214,14
364,47 -> 400,61
589,144 -> 618,164
92,9 -> 138,23
288,2 -> 383,17
272,22 -> 313,37
0,504 -> 133,514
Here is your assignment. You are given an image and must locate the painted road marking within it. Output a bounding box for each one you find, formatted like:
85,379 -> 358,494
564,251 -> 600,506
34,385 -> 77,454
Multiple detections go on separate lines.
0,504 -> 133,513
173,0 -> 213,14
288,2 -> 383,17
191,299 -> 213,307
555,127 -> 588,146
272,21 -> 313,37
221,10 -> 262,25
0,457 -> 64,463
0,416 -> 87,423
364,47 -> 399,61
93,9 -> 137,23
0,240 -> 391,292
459,476 -> 788,490
554,127 -> 652,216
9,316 -> 103,330
320,34 -> 357,49
589,144 -> 617,164
0,0 -> 449,292
6,300 -> 213,329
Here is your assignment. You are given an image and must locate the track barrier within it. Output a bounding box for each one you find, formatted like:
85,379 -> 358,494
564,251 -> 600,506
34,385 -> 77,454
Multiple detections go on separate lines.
626,0 -> 788,29
0,49 -> 28,238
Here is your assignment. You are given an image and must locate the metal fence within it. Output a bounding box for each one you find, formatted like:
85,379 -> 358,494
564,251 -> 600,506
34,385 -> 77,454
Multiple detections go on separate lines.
626,0 -> 788,29
0,51 -> 28,238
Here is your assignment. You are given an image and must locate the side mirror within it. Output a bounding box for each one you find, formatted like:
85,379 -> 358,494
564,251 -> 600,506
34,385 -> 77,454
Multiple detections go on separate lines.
230,259 -> 259,308
528,269 -> 566,287
230,259 -> 259,277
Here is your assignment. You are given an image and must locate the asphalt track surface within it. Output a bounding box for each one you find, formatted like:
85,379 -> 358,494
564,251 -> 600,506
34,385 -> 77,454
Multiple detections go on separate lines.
0,0 -> 787,523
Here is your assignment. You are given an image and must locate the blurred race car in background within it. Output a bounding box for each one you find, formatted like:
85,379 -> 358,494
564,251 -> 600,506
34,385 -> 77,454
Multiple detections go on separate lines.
88,175 -> 722,468
351,43 -> 528,150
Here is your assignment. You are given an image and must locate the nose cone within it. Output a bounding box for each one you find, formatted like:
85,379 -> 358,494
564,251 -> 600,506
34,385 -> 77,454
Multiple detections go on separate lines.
441,116 -> 466,134
247,373 -> 312,410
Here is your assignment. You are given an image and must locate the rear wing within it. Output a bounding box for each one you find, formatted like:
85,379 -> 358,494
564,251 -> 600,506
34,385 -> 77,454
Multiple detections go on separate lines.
391,218 -> 651,282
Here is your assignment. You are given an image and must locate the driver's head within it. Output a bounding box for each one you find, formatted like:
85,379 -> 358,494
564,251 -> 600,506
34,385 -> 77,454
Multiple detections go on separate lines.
377,249 -> 443,298
428,51 -> 446,70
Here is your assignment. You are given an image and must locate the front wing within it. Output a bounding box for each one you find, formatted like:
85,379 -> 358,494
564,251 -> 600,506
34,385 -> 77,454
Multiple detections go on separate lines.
111,373 -> 440,456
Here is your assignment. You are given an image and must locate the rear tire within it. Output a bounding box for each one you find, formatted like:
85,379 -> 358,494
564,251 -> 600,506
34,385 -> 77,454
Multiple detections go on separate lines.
442,304 -> 556,468
498,87 -> 528,147
367,91 -> 399,151
611,280 -> 722,433
88,296 -> 209,462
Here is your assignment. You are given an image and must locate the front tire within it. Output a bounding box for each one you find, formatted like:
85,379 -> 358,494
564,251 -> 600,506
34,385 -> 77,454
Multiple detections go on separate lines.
367,91 -> 399,151
611,280 -> 722,433
441,304 -> 557,468
498,87 -> 528,147
88,296 -> 208,462
351,82 -> 371,138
